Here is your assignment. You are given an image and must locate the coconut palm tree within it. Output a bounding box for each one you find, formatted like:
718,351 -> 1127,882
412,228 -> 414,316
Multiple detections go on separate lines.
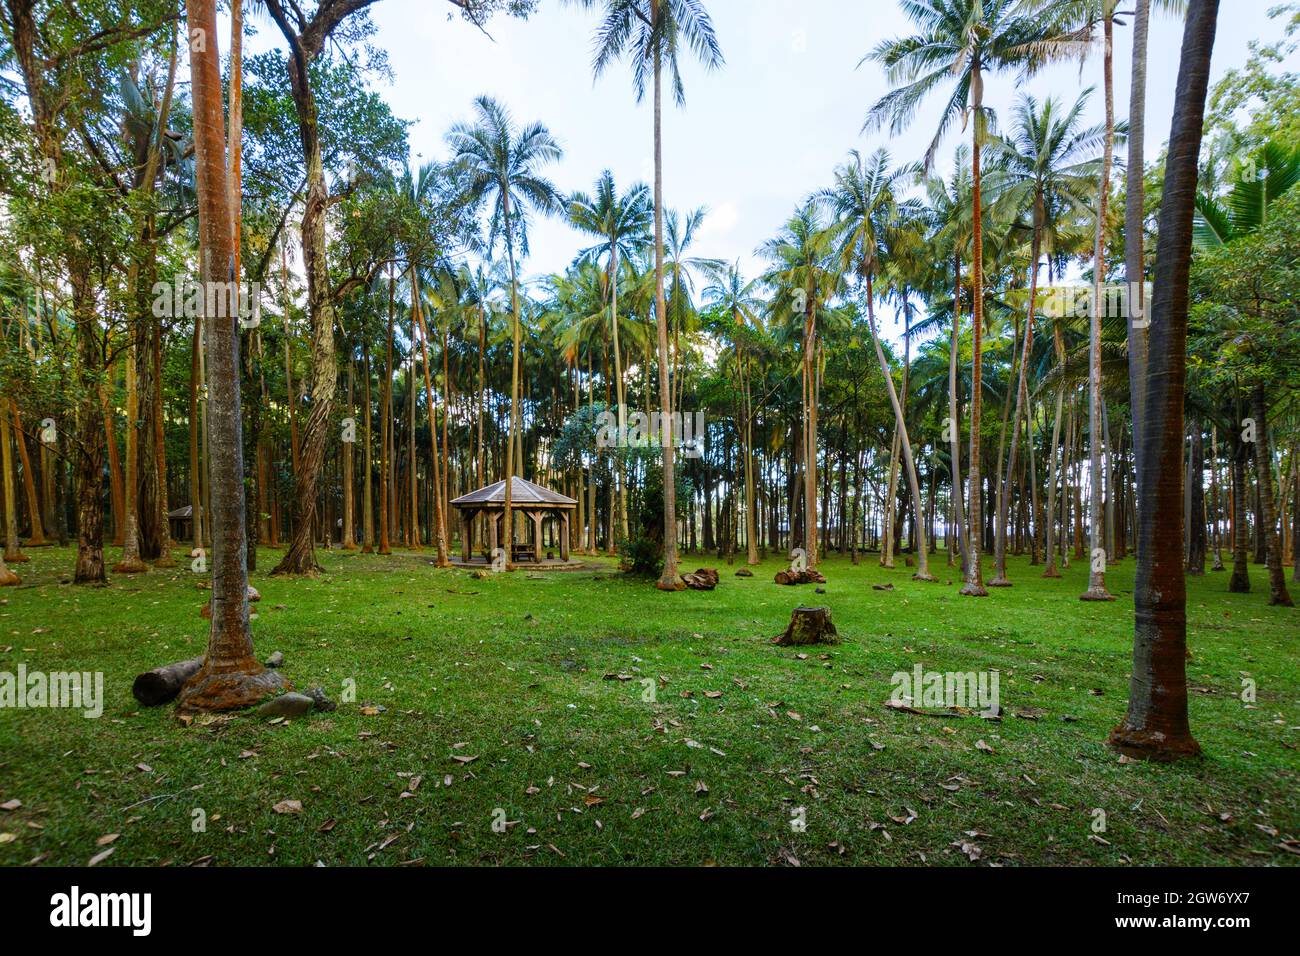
924,148 -> 976,572
1109,0 -> 1220,762
447,95 -> 563,568
866,0 -> 1070,597
985,91 -> 1105,585
760,202 -> 841,568
177,0 -> 283,711
819,148 -> 935,581
703,262 -> 764,565
569,170 -> 652,542
567,0 -> 724,590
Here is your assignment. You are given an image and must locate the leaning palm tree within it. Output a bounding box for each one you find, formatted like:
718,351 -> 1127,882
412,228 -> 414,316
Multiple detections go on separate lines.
865,0 -> 1071,597
985,91 -> 1104,585
1109,0 -> 1219,762
570,170 -> 652,542
567,0 -> 723,590
819,148 -> 935,581
447,96 -> 563,569
177,0 -> 282,711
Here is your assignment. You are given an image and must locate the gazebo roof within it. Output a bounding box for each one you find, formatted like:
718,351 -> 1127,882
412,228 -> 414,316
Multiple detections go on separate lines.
450,475 -> 577,508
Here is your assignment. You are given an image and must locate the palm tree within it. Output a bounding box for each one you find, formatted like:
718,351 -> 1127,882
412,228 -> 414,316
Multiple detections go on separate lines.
986,91 -> 1105,585
760,202 -> 841,568
448,95 -> 563,568
177,0 -> 283,711
1109,0 -> 1219,762
703,262 -> 764,565
866,0 -> 1068,597
924,149 -> 975,572
568,0 -> 723,590
819,148 -> 935,581
570,170 -> 652,542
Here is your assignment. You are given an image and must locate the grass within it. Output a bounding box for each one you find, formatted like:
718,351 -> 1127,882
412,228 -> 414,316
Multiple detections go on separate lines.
0,542 -> 1296,867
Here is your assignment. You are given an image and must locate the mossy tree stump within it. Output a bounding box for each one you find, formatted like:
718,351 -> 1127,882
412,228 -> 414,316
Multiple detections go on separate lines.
773,606 -> 839,646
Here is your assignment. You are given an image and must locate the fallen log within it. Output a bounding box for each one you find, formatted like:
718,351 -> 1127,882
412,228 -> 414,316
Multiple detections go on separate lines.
774,568 -> 827,586
682,567 -> 719,590
132,657 -> 204,706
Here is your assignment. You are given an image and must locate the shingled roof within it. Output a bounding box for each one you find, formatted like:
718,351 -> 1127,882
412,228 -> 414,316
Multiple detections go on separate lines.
450,475 -> 577,508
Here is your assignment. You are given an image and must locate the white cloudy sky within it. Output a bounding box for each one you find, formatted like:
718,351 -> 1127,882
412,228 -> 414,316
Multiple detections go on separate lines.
244,0 -> 1296,339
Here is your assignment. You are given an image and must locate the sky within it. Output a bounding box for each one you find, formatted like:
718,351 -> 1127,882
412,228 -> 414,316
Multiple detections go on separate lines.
248,0 -> 1297,340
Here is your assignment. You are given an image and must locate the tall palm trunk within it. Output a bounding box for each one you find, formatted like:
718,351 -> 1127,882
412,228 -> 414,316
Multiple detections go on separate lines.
961,62 -> 989,597
503,195 -> 523,569
1108,0 -> 1218,761
867,275 -> 933,580
177,0 -> 282,711
1042,327 -> 1067,578
1125,0 -> 1151,511
362,337 -> 374,552
1082,15 -> 1117,602
743,353 -> 759,566
993,218 -> 1044,585
1250,386 -> 1293,606
414,285 -> 450,567
949,254 -> 967,572
379,272 -> 394,555
610,240 -> 630,544
652,30 -> 683,591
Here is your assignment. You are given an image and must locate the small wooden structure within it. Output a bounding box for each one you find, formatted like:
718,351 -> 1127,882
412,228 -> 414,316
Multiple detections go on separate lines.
450,476 -> 578,565
167,505 -> 194,543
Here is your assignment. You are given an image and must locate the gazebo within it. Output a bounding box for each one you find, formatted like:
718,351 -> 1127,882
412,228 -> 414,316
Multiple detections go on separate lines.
450,476 -> 578,565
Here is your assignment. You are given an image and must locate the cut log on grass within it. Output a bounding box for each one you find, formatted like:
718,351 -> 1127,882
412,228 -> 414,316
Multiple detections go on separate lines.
774,568 -> 827,586
682,568 -> 719,590
773,606 -> 839,646
132,657 -> 204,706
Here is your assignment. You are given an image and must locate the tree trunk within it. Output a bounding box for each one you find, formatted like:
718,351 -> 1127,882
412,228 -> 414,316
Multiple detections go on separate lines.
177,0 -> 283,711
961,65 -> 988,597
652,34 -> 683,591
1082,15 -> 1117,602
1109,0 -> 1217,761
1250,386 -> 1293,605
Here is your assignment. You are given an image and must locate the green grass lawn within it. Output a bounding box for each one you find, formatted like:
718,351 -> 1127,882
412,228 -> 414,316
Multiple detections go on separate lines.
0,543 -> 1296,867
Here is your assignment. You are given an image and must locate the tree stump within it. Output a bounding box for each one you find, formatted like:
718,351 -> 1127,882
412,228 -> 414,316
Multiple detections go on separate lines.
682,568 -> 719,590
132,657 -> 205,706
773,606 -> 839,646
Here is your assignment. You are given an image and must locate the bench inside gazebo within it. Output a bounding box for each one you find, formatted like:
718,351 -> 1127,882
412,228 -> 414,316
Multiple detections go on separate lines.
450,476 -> 579,566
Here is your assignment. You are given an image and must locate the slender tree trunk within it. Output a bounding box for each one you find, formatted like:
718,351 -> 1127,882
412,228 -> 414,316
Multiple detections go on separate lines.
949,255 -> 967,572
1126,0 -> 1152,527
1083,16 -> 1117,601
993,223 -> 1043,585
961,65 -> 988,597
10,404 -> 45,545
178,0 -> 283,711
1250,386 -> 1293,605
1109,0 -> 1217,761
652,33 -> 683,590
867,275 -> 932,579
